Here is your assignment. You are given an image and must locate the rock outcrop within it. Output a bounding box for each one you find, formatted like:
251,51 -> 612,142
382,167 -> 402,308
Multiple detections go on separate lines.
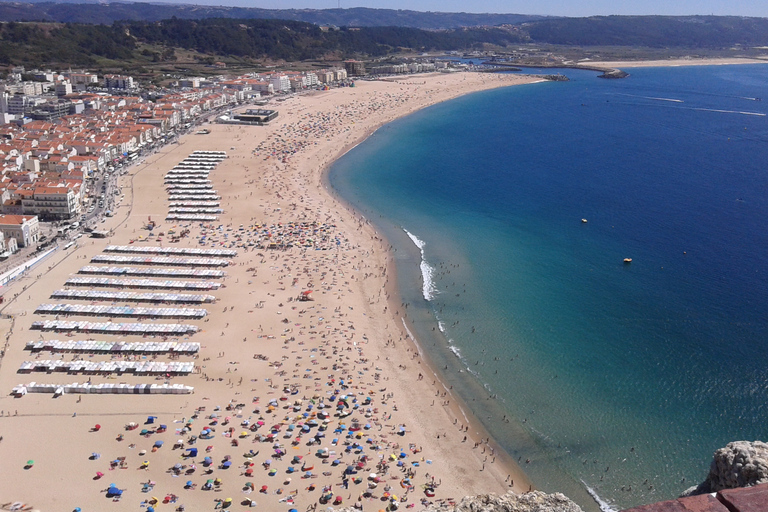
682,440 -> 768,497
338,491 -> 583,512
597,69 -> 629,79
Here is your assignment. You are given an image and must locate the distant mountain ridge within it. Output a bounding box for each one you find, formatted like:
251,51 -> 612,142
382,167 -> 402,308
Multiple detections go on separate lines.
0,2 -> 547,29
0,2 -> 767,69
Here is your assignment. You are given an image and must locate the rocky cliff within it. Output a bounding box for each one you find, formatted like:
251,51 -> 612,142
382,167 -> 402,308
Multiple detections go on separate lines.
338,491 -> 583,512
344,441 -> 768,512
682,440 -> 768,497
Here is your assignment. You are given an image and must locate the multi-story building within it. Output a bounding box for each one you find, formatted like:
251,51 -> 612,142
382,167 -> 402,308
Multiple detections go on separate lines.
29,99 -> 72,121
269,75 -> 291,93
334,68 -> 348,81
55,81 -> 73,97
6,94 -> 30,116
0,214 -> 40,248
20,186 -> 80,220
66,72 -> 99,92
179,78 -> 202,88
105,75 -> 135,90
0,230 -> 14,255
344,60 -> 366,76
317,71 -> 335,84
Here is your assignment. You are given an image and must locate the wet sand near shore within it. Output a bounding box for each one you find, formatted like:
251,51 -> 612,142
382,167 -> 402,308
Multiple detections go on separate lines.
0,71 -> 538,512
580,57 -> 768,68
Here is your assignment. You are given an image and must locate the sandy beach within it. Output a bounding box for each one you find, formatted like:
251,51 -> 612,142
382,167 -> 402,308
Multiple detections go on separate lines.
0,71 -> 539,512
579,56 -> 768,68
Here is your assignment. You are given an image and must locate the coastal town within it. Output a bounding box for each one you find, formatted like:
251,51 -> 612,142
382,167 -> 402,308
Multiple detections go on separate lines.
0,57 -> 475,267
0,57 -> 537,512
1,7 -> 767,510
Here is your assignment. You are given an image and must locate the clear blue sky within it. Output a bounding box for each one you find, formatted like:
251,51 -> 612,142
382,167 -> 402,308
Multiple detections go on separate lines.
173,0 -> 768,17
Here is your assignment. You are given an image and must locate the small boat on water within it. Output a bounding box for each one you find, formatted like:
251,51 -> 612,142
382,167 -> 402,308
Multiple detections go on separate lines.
623,258 -> 632,264
581,219 -> 588,223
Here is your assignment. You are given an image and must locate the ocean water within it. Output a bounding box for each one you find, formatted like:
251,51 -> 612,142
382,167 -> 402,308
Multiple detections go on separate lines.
327,65 -> 768,511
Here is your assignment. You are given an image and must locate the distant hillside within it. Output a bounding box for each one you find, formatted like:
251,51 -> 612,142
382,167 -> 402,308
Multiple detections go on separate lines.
1,9 -> 767,69
523,15 -> 768,48
0,2 -> 766,50
0,18 -> 526,67
0,2 -> 546,29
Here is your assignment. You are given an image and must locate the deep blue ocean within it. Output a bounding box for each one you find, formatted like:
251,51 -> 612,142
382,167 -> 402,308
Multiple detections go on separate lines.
327,65 -> 768,511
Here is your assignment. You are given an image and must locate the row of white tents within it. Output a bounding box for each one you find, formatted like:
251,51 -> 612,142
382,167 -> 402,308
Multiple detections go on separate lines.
51,289 -> 216,304
167,155 -> 221,220
168,194 -> 221,201
18,359 -> 195,375
191,150 -> 227,156
169,201 -> 221,207
184,157 -> 225,163
78,265 -> 226,278
165,173 -> 211,179
30,320 -> 199,335
25,339 -> 201,354
166,170 -> 211,175
172,165 -> 215,171
167,189 -> 218,194
65,277 -> 222,290
168,208 -> 223,214
165,179 -> 212,185
166,214 -> 220,221
13,382 -> 194,396
166,184 -> 213,190
185,155 -> 225,160
163,170 -> 208,178
104,245 -> 237,257
35,303 -> 208,319
91,255 -> 230,267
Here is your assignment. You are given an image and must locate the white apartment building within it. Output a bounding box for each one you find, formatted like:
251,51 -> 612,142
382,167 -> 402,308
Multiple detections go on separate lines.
55,81 -> 73,97
105,75 -> 135,90
0,214 -> 40,248
317,71 -> 335,84
269,75 -> 291,93
20,186 -> 80,220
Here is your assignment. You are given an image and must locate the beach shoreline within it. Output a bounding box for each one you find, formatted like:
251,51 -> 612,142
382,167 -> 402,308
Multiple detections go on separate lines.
0,70 -> 540,512
578,56 -> 768,69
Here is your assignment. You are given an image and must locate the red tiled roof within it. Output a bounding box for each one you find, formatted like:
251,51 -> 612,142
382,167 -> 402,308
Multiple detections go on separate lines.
0,214 -> 37,225
621,483 -> 768,512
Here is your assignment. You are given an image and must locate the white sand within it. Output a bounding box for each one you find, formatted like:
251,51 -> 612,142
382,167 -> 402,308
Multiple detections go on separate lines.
0,71 -> 539,512
580,56 -> 768,68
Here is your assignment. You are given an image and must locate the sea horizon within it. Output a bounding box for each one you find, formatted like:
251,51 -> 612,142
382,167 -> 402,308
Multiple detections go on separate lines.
328,64 -> 768,511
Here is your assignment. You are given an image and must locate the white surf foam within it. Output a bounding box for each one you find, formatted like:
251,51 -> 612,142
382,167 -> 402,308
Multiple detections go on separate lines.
690,107 -> 766,116
400,317 -> 422,357
403,228 -> 437,301
581,481 -> 619,512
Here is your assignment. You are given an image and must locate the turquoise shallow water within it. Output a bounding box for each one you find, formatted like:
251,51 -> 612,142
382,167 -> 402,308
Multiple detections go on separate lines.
328,65 -> 768,510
